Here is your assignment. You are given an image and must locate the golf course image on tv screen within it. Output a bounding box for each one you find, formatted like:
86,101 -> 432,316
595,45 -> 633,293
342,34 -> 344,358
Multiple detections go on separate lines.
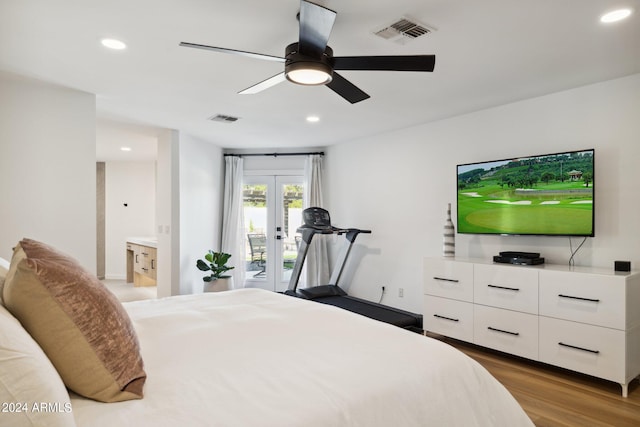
457,149 -> 594,236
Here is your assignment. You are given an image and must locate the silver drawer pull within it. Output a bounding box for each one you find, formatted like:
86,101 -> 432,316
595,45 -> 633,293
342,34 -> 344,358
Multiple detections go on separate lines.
433,276 -> 459,283
488,284 -> 520,291
558,342 -> 600,354
487,326 -> 519,336
558,294 -> 600,303
433,314 -> 459,322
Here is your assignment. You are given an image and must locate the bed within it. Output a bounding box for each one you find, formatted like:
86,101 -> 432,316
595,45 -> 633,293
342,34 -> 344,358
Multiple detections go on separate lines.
1,239 -> 534,427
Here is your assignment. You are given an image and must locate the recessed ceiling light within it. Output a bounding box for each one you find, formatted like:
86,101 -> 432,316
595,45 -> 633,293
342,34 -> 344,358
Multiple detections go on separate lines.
120,147 -> 132,152
101,38 -> 127,50
600,8 -> 632,23
306,116 -> 320,123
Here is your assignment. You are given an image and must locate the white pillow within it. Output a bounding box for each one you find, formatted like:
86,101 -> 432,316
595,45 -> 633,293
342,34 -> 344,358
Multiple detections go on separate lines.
0,303 -> 76,427
0,256 -> 9,307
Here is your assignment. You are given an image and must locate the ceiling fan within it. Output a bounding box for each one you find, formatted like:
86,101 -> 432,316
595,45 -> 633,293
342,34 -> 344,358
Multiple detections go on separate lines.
179,0 -> 435,104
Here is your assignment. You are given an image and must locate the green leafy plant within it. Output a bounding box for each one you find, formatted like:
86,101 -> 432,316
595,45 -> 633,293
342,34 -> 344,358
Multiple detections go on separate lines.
196,250 -> 234,282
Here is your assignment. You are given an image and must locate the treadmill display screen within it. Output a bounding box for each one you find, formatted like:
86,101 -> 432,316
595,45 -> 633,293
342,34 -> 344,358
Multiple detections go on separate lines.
303,207 -> 332,229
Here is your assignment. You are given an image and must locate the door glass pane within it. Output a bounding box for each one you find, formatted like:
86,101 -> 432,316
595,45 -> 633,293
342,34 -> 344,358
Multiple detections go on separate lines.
242,177 -> 304,292
280,183 -> 303,286
244,183 -> 268,284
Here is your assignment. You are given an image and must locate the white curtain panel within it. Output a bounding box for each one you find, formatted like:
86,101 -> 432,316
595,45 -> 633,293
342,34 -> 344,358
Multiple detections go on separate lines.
221,156 -> 245,289
303,154 -> 330,287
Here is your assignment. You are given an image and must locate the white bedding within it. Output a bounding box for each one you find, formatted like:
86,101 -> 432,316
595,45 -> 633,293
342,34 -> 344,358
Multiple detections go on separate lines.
71,289 -> 533,426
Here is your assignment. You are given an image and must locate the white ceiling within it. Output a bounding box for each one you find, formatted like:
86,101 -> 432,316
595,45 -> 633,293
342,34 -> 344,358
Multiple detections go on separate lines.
1,0 -> 639,161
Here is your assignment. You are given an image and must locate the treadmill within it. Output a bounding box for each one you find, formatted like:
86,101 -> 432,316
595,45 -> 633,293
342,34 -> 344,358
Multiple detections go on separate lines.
284,207 -> 423,332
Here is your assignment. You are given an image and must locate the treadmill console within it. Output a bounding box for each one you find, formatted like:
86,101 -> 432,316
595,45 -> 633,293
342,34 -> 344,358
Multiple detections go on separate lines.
302,207 -> 332,230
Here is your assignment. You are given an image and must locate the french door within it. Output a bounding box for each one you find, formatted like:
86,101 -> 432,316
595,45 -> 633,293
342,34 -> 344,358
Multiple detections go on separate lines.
243,175 -> 304,292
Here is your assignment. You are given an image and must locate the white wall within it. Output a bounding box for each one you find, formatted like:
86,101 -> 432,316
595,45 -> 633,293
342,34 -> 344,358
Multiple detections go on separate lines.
134,129 -> 224,298
242,154 -> 308,172
325,73 -> 640,314
156,130 -> 181,297
101,132 -> 223,293
178,134 -> 224,295
104,161 -> 156,279
0,71 -> 96,270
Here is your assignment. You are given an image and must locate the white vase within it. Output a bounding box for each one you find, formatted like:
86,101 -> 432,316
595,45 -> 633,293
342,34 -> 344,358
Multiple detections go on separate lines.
443,203 -> 455,257
203,276 -> 233,292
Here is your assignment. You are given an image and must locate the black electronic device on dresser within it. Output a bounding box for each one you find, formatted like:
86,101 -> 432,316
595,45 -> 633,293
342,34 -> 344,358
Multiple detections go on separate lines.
493,251 -> 545,265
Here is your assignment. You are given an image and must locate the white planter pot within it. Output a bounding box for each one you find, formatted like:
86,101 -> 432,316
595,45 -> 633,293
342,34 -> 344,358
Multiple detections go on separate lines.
203,276 -> 233,293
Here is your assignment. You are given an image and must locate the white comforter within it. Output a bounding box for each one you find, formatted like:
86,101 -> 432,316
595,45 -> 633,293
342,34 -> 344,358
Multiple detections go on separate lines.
71,289 -> 533,427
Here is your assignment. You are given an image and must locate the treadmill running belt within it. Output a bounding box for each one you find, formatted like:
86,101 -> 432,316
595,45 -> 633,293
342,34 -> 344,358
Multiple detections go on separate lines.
314,295 -> 420,328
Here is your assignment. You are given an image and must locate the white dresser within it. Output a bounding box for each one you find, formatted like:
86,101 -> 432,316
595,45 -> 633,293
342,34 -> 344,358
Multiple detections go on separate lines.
424,257 -> 640,397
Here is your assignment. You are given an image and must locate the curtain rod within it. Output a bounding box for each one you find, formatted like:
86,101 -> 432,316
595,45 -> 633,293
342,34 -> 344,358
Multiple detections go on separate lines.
224,151 -> 324,158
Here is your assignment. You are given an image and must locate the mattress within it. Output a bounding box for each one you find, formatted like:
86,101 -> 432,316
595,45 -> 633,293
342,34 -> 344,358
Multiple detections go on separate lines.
70,288 -> 533,426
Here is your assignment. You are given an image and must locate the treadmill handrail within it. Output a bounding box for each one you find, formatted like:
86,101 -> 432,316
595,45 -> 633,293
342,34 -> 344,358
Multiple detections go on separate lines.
287,225 -> 371,293
297,225 -> 371,242
327,229 -> 371,287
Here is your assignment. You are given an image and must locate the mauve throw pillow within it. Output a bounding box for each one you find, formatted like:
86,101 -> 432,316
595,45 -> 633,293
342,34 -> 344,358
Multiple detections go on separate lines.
3,238 -> 146,402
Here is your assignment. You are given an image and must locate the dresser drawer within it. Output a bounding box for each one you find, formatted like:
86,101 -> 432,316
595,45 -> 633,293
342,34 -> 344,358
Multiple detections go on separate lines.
539,270 -> 625,329
424,258 -> 473,302
539,316 -> 625,383
474,264 -> 538,314
423,295 -> 473,342
473,305 -> 538,360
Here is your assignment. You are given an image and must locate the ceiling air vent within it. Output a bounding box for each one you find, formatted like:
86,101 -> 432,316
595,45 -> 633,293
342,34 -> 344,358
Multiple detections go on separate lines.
374,17 -> 435,44
209,114 -> 239,123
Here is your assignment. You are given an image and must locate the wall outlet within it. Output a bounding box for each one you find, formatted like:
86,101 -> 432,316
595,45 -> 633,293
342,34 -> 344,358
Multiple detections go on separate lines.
399,288 -> 404,297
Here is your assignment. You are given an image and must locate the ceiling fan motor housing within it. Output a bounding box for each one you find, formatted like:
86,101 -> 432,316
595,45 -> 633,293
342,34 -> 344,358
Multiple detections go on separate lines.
285,42 -> 334,85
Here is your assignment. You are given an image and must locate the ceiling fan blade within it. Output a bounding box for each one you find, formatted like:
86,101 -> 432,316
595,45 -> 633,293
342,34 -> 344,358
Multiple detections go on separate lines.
298,0 -> 336,58
179,42 -> 285,63
333,55 -> 436,72
325,72 -> 370,104
238,72 -> 287,95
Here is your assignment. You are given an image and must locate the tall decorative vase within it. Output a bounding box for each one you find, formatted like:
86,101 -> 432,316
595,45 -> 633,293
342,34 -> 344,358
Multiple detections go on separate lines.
443,203 -> 455,257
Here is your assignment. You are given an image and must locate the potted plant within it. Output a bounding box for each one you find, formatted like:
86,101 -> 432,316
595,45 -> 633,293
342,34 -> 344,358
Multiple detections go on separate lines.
197,250 -> 235,292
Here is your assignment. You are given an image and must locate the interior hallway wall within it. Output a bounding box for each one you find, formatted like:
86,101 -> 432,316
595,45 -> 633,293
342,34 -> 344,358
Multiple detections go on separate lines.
0,71 -> 96,270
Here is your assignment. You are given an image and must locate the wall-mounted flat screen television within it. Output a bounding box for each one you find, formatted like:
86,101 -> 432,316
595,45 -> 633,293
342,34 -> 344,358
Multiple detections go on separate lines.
457,149 -> 594,236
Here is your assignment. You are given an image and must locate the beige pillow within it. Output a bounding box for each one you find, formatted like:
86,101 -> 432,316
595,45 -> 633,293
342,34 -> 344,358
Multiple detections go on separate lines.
3,238 -> 146,403
0,303 -> 76,427
0,256 -> 9,307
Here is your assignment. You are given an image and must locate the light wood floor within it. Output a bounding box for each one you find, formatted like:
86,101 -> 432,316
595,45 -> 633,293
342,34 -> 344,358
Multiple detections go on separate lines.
430,335 -> 640,426
102,279 -> 157,302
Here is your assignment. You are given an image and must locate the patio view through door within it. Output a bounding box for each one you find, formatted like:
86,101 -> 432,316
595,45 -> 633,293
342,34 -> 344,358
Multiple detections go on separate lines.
243,175 -> 304,292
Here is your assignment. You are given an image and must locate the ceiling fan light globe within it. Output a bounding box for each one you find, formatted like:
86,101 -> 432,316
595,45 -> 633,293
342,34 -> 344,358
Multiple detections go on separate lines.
286,67 -> 332,85
285,61 -> 332,86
